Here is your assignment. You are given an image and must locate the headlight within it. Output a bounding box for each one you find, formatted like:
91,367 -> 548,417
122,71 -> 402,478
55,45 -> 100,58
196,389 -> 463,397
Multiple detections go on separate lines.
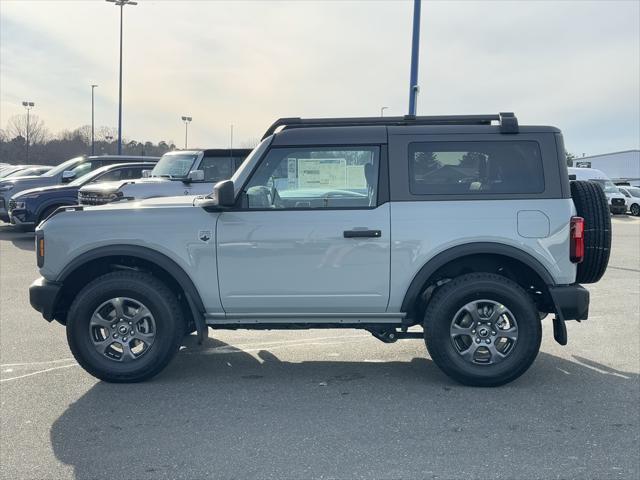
0,183 -> 15,192
14,201 -> 25,209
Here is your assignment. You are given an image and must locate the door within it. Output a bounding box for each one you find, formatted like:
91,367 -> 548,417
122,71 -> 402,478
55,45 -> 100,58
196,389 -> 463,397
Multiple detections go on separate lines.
216,145 -> 390,314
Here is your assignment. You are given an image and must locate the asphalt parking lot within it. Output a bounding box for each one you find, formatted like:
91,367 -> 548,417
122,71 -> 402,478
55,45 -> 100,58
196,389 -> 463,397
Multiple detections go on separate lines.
1,218 -> 639,480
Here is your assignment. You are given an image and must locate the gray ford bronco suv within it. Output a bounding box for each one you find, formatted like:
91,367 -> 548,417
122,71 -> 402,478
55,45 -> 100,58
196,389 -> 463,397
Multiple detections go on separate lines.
29,113 -> 611,386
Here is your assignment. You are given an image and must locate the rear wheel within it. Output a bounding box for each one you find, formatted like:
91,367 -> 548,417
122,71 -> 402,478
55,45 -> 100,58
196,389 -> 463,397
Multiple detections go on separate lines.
631,203 -> 640,217
570,180 -> 611,284
424,273 -> 541,387
66,271 -> 184,382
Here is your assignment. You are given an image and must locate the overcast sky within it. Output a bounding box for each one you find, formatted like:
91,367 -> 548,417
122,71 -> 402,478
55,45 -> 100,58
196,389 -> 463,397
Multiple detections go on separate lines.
1,0 -> 638,155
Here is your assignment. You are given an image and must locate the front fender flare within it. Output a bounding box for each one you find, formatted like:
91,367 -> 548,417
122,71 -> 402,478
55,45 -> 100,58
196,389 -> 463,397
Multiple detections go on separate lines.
57,244 -> 207,342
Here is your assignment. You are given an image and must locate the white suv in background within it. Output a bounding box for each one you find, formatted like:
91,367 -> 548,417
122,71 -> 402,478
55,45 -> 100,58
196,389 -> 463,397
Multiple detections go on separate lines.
618,186 -> 640,216
77,149 -> 251,205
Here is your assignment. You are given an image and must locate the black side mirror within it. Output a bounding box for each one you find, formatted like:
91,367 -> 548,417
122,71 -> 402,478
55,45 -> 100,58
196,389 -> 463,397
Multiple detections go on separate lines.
212,180 -> 235,207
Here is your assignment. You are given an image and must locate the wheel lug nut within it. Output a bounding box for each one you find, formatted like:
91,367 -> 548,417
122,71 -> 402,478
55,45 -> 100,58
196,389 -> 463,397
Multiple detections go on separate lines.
129,322 -> 132,325
492,331 -> 496,335
475,338 -> 481,343
485,339 -> 491,344
130,330 -> 134,335
123,337 -> 127,341
471,329 -> 476,334
113,334 -> 118,338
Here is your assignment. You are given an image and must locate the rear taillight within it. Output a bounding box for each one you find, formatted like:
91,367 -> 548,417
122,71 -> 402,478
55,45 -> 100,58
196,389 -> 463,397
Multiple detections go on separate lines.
570,216 -> 584,263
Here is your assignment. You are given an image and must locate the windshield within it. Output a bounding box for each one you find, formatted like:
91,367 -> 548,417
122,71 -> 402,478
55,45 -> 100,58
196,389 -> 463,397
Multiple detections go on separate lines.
43,156 -> 84,177
229,137 -> 272,195
150,153 -> 198,179
68,166 -> 109,186
590,179 -> 619,194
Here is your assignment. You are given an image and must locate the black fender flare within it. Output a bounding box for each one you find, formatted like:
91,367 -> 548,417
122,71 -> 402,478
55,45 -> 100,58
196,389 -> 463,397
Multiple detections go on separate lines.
400,242 -> 556,314
57,245 -> 207,342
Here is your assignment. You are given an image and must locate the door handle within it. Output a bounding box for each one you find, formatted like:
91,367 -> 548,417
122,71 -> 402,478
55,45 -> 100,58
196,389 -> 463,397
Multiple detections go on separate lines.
343,229 -> 382,238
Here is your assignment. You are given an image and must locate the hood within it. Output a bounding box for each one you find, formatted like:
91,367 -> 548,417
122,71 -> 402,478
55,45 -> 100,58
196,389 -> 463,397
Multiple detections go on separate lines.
0,175 -> 57,189
84,194 -> 200,212
78,177 -> 169,194
12,183 -> 77,198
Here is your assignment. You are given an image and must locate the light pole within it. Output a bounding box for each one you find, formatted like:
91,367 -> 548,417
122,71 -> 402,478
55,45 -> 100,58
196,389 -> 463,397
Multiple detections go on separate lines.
91,85 -> 98,155
380,106 -> 389,117
408,0 -> 421,116
106,0 -> 137,155
22,101 -> 35,162
181,116 -> 192,149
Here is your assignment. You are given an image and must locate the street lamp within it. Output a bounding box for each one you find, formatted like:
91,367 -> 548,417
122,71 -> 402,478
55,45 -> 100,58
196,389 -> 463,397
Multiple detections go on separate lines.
21,101 -> 35,162
181,116 -> 192,149
91,85 -> 98,155
408,0 -> 421,116
380,106 -> 389,117
106,0 -> 138,155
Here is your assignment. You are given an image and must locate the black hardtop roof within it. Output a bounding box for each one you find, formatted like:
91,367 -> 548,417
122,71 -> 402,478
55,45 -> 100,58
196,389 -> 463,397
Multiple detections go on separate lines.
263,113 -> 521,139
263,113 -> 562,143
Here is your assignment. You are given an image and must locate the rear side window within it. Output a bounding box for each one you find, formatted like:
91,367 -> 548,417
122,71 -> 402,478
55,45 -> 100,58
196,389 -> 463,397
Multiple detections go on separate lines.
199,156 -> 235,182
408,141 -> 544,195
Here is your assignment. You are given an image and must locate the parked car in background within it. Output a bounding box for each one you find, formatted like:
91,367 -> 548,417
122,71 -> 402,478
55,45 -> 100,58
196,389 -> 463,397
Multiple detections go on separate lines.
1,165 -> 42,178
0,155 -> 154,222
78,149 -> 251,205
618,186 -> 640,216
2,165 -> 53,178
568,167 -> 627,214
8,161 -> 159,230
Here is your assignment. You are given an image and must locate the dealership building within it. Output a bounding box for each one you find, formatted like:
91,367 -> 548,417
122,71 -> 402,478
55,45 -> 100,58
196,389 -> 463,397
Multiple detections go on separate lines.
573,150 -> 640,186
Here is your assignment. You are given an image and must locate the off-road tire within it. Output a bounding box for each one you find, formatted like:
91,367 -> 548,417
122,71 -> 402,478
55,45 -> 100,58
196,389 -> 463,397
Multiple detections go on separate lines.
66,271 -> 184,383
570,180 -> 611,283
424,273 -> 542,387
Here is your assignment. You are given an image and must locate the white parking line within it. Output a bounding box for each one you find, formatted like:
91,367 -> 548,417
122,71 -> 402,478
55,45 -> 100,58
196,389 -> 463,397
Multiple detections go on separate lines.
0,358 -> 75,368
0,363 -> 78,383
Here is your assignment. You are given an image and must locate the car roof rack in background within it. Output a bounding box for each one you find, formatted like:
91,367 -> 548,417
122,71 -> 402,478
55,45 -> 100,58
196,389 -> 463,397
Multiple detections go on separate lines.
261,112 -> 518,139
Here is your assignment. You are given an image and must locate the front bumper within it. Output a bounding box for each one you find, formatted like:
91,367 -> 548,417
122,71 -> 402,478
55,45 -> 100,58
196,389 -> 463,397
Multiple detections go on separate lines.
610,204 -> 627,214
549,284 -> 590,321
8,208 -> 35,227
29,277 -> 62,322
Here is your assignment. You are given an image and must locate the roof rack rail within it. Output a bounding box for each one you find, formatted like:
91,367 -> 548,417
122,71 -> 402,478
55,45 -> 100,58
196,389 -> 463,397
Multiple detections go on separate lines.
261,112 -> 518,139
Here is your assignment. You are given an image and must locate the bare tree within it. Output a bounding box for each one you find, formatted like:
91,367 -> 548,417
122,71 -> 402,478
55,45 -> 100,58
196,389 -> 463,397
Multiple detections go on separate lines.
6,114 -> 49,145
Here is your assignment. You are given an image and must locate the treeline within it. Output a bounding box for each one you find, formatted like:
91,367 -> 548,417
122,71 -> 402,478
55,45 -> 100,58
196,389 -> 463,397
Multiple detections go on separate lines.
0,114 -> 176,166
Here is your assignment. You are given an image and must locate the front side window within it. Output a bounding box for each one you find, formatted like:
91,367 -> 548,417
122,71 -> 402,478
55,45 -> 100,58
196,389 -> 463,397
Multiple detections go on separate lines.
199,157 -> 235,182
245,146 -> 379,209
409,141 -> 544,195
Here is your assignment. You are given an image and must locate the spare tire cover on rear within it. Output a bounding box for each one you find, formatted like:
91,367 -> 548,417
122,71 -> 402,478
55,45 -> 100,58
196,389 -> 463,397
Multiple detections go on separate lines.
570,180 -> 611,284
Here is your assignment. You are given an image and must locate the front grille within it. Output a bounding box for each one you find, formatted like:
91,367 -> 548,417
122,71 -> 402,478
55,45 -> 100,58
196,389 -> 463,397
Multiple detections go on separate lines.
612,198 -> 625,206
8,198 -> 17,211
78,193 -> 110,206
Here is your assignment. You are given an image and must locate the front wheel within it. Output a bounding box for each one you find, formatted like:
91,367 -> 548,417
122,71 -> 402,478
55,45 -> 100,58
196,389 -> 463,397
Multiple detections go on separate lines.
424,273 -> 541,387
631,203 -> 640,217
66,271 -> 184,382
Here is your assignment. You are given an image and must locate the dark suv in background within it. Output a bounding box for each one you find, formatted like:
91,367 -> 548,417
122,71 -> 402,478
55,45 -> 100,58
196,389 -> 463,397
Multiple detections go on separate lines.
0,155 -> 151,222
8,160 -> 158,230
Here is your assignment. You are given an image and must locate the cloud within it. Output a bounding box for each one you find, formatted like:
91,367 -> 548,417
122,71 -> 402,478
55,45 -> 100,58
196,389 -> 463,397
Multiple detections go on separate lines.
1,0 -> 638,153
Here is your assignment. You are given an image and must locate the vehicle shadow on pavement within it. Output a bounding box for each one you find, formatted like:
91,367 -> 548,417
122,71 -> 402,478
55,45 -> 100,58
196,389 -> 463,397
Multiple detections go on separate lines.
0,224 -> 34,251
49,336 -> 639,480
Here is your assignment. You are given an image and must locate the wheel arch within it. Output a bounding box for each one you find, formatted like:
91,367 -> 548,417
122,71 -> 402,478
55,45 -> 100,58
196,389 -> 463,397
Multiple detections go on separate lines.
400,242 -> 556,322
55,245 -> 206,340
